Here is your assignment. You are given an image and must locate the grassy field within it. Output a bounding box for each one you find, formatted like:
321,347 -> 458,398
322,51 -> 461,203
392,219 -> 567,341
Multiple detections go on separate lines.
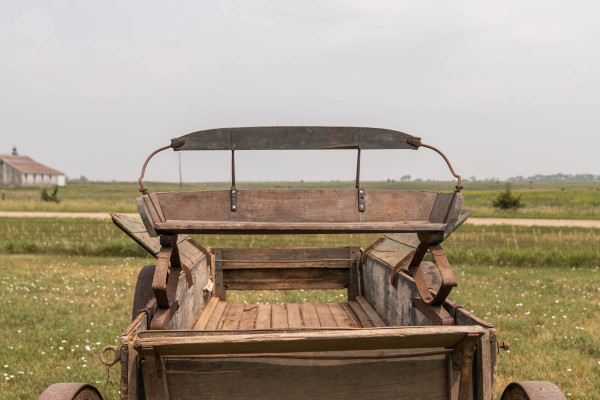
1,180 -> 599,219
1,217 -> 599,267
0,216 -> 599,398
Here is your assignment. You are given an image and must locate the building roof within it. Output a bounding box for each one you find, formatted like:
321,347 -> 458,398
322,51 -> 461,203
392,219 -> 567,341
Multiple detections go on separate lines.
0,155 -> 64,175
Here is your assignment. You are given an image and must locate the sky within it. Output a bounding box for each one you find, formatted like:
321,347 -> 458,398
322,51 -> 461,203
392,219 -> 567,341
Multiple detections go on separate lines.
1,1 -> 599,183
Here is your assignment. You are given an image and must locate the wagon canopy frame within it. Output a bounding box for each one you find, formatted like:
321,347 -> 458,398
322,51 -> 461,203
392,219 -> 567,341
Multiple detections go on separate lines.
137,126 -> 462,195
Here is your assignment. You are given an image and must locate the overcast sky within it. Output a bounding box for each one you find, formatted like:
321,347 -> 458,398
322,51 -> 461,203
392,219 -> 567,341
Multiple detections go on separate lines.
1,1 -> 598,183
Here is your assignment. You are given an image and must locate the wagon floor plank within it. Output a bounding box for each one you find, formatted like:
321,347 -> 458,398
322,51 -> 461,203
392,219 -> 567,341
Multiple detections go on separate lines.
203,301 -> 227,330
194,300 -> 387,331
238,304 -> 259,330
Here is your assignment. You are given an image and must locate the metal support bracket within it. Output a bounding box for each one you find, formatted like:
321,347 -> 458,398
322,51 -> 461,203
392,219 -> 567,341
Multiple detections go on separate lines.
408,242 -> 457,305
230,187 -> 237,211
357,188 -> 366,212
230,149 -> 237,211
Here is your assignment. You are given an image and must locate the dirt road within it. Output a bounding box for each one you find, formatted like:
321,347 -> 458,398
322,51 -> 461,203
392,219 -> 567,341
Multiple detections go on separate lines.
1,211 -> 599,228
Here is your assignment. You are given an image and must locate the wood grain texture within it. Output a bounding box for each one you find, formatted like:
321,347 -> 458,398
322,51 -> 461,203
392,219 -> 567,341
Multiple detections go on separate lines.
314,303 -> 337,328
286,304 -> 303,329
223,267 -> 349,290
138,189 -> 443,234
328,303 -> 357,328
271,304 -> 288,329
164,355 -> 448,400
239,304 -> 259,330
192,297 -> 219,330
301,303 -> 321,329
136,326 -> 486,356
356,296 -> 386,327
255,304 -> 272,329
222,303 -> 244,330
204,301 -> 227,330
348,301 -> 374,328
216,246 -> 358,269
173,126 -> 420,151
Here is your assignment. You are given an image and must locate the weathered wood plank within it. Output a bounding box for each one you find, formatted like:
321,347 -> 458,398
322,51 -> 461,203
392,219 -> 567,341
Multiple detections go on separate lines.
136,326 -> 486,356
217,246 -> 357,269
213,249 -> 225,301
212,301 -> 231,330
143,189 -> 441,236
173,126 -> 420,151
255,304 -> 272,329
355,297 -> 386,327
238,304 -> 259,330
314,303 -> 337,328
347,247 -> 360,300
271,304 -> 288,329
301,303 -> 321,328
348,301 -> 374,328
165,256 -> 211,330
154,220 -> 445,235
165,354 -> 449,400
222,303 -> 244,330
341,303 -> 362,327
192,297 -> 219,330
204,301 -> 227,330
286,304 -> 303,329
223,267 -> 349,290
328,303 -> 357,328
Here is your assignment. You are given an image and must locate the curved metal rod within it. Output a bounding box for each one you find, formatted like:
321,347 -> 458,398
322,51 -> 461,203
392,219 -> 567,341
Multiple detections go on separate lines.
138,144 -> 173,194
408,139 -> 462,191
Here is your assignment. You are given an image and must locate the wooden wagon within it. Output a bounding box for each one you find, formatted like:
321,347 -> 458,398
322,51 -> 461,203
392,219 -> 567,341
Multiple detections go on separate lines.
39,127 -> 566,400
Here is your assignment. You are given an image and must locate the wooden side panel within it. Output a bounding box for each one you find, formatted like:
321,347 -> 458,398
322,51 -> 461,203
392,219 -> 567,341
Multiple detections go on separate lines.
155,189 -> 437,223
362,253 -> 436,327
174,126 -> 420,150
165,355 -> 449,400
165,256 -> 211,330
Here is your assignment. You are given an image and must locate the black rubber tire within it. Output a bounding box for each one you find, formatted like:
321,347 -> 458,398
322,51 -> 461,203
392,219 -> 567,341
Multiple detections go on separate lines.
132,265 -> 156,321
38,383 -> 102,400
501,381 -> 567,400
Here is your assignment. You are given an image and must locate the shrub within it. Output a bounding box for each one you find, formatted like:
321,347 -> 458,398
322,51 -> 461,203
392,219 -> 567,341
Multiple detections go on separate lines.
493,184 -> 523,210
41,186 -> 61,203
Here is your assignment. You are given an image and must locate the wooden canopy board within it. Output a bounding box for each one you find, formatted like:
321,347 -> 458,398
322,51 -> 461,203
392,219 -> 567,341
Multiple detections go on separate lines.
171,126 -> 420,150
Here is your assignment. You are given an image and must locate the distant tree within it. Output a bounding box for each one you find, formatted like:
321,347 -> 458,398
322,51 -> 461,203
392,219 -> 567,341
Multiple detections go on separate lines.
400,175 -> 411,182
493,184 -> 523,210
41,186 -> 61,203
79,175 -> 88,182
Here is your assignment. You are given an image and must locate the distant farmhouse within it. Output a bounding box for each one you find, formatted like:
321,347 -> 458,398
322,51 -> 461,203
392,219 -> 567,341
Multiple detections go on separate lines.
0,147 -> 66,186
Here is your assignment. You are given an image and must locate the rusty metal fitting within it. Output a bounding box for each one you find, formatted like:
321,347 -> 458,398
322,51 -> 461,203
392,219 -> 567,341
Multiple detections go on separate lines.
99,345 -> 121,366
498,340 -> 510,352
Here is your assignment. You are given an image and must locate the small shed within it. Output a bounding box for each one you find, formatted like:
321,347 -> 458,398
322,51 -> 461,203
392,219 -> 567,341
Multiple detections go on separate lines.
0,149 -> 66,186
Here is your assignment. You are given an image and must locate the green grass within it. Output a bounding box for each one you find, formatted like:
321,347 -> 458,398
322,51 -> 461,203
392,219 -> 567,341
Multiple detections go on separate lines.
2,218 -> 599,268
1,180 -> 599,219
1,254 -> 598,399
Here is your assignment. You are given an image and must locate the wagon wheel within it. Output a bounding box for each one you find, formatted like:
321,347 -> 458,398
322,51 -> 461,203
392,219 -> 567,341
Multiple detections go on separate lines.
38,383 -> 102,400
501,381 -> 567,400
132,264 -> 156,321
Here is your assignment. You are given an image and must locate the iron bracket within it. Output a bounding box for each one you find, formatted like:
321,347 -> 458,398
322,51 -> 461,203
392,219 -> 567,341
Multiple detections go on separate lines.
358,188 -> 366,212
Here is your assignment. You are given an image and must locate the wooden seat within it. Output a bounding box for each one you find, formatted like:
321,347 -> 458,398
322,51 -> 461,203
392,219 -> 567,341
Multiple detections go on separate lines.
137,189 -> 461,236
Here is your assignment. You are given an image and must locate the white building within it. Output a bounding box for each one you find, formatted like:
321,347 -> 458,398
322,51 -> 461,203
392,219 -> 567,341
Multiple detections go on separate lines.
0,149 -> 66,186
